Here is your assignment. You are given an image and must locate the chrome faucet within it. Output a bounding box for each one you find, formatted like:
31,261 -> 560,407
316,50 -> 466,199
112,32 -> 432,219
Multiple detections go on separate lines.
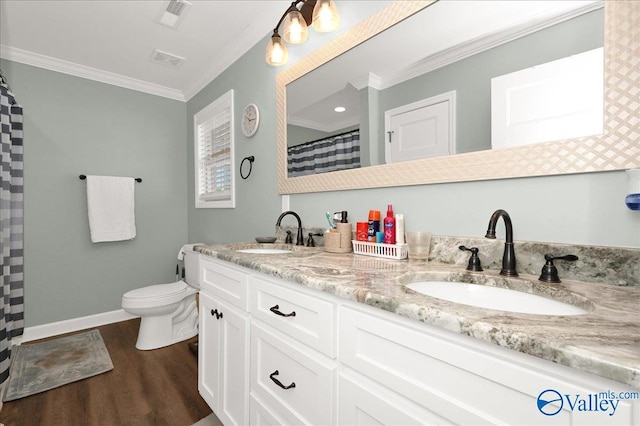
484,209 -> 518,277
276,210 -> 304,246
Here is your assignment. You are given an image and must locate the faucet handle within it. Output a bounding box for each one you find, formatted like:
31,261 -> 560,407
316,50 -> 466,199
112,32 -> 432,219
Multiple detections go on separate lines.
306,233 -> 323,247
539,254 -> 578,283
459,246 -> 483,272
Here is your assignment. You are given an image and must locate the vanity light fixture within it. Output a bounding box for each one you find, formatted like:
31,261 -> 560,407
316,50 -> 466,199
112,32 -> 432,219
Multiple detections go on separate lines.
266,0 -> 340,66
334,106 -> 346,112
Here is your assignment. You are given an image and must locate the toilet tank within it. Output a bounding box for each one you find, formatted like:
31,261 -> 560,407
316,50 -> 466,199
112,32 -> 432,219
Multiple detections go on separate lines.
183,246 -> 201,289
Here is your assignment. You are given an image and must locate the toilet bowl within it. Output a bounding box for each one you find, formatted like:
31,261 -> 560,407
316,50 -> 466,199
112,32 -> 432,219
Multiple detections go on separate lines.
122,245 -> 201,350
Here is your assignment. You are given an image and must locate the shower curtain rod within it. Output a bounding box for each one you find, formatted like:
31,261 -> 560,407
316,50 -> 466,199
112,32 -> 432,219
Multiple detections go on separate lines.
79,175 -> 142,183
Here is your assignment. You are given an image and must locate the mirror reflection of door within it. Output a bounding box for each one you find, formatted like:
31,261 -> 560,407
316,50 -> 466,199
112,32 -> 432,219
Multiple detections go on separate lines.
385,91 -> 456,164
491,47 -> 604,149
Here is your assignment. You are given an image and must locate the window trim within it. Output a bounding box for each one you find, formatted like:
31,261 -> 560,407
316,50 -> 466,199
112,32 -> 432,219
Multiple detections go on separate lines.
194,89 -> 235,209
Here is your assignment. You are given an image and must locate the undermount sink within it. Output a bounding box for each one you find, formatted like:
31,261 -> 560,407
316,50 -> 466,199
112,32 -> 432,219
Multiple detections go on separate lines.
406,281 -> 587,316
235,248 -> 292,254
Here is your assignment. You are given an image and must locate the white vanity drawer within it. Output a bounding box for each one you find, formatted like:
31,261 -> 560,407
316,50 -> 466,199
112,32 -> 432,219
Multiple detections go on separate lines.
338,369 -> 449,425
249,393 -> 288,426
249,275 -> 336,357
200,257 -> 249,311
251,321 -> 336,426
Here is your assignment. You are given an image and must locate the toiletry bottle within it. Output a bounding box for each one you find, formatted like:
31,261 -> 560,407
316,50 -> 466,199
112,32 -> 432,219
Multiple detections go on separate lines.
367,210 -> 381,242
336,210 -> 352,249
356,222 -> 369,241
383,204 -> 396,244
395,213 -> 405,244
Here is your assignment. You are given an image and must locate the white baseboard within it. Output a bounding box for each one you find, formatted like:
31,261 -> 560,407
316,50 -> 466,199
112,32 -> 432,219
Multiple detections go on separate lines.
16,309 -> 139,345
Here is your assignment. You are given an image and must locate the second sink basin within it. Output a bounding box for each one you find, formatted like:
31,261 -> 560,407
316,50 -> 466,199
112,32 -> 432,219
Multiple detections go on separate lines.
406,281 -> 587,316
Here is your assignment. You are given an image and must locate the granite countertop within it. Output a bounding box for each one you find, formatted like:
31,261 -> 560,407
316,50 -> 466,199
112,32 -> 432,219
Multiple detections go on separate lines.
195,243 -> 640,389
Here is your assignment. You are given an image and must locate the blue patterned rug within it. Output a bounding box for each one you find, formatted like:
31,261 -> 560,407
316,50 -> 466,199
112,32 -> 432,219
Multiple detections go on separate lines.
3,329 -> 113,401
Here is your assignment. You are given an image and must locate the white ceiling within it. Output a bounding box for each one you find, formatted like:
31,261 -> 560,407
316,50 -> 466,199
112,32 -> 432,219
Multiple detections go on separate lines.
0,0 -> 389,101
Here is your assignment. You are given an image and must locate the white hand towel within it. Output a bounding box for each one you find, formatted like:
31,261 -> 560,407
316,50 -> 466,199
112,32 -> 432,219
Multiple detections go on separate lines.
86,175 -> 136,243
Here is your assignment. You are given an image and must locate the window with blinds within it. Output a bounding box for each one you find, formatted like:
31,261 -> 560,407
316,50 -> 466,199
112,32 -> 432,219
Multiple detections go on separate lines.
194,89 -> 235,208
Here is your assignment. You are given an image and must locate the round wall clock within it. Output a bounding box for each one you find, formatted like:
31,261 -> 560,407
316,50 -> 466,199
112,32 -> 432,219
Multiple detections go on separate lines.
241,103 -> 260,137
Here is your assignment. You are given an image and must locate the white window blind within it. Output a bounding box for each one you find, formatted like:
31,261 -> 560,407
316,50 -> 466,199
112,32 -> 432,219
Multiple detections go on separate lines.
194,90 -> 235,208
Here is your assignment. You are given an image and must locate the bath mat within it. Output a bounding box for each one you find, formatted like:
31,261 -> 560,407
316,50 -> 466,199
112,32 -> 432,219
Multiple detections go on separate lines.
2,329 -> 113,402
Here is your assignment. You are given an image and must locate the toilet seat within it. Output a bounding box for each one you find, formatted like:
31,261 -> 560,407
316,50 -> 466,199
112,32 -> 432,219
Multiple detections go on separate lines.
122,281 -> 197,309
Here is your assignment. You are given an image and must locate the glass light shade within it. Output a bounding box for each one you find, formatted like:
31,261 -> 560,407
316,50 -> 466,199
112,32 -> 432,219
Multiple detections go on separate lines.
312,0 -> 340,32
283,10 -> 308,44
266,34 -> 288,66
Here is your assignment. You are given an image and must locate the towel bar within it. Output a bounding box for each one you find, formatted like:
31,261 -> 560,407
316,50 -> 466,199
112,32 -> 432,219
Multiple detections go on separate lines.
79,175 -> 142,183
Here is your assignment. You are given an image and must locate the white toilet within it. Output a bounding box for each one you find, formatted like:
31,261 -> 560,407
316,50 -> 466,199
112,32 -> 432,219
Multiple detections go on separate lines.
122,245 -> 201,350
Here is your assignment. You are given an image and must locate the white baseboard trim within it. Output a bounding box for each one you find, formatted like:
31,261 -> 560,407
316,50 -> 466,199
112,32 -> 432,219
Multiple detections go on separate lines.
17,309 -> 139,344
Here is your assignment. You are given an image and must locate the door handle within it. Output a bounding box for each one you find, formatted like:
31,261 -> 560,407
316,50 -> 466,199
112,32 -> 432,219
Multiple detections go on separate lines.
387,130 -> 394,143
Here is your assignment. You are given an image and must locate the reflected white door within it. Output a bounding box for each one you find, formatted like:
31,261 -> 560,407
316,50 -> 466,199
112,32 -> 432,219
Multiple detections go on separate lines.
385,91 -> 456,164
491,47 -> 604,149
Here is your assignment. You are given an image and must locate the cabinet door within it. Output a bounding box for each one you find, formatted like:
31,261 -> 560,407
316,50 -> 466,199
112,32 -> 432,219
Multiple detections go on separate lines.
217,298 -> 250,426
199,292 -> 250,426
199,292 -> 221,411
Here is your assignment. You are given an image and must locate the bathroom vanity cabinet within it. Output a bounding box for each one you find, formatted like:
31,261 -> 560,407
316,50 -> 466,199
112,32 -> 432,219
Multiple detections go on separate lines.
197,255 -> 639,425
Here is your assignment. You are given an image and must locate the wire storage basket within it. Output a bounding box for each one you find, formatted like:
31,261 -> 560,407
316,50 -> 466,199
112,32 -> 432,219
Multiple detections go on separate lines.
351,240 -> 408,260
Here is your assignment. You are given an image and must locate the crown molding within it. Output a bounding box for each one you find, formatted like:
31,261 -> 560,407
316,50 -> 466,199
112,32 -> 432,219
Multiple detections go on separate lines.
0,45 -> 186,101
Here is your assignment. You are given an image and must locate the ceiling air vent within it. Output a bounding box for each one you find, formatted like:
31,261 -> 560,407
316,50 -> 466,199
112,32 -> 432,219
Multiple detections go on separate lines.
150,49 -> 186,69
158,0 -> 192,29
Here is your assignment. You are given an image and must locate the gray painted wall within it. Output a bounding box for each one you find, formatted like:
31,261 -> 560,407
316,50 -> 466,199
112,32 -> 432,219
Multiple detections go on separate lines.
187,43 -> 284,245
1,60 -> 188,327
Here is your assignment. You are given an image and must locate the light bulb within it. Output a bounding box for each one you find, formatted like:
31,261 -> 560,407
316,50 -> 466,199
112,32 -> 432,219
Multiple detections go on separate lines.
266,34 -> 288,66
312,0 -> 340,33
283,10 -> 308,44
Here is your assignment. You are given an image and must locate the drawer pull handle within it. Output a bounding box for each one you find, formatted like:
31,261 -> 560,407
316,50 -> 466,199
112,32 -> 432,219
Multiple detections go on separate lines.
269,370 -> 296,390
210,309 -> 223,320
270,304 -> 296,317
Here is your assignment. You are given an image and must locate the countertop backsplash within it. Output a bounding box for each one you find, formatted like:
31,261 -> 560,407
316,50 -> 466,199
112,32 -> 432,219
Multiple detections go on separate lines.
430,236 -> 639,287
275,226 -> 639,287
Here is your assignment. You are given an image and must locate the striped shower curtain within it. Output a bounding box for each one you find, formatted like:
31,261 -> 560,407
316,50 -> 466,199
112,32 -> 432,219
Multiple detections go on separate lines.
287,130 -> 361,177
0,74 -> 24,385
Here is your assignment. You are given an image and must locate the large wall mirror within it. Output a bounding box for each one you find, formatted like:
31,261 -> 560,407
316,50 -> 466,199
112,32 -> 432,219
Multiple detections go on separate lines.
276,0 -> 639,194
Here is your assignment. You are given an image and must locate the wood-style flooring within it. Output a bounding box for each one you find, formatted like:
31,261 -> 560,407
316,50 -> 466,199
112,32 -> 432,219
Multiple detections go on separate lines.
0,318 -> 217,426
